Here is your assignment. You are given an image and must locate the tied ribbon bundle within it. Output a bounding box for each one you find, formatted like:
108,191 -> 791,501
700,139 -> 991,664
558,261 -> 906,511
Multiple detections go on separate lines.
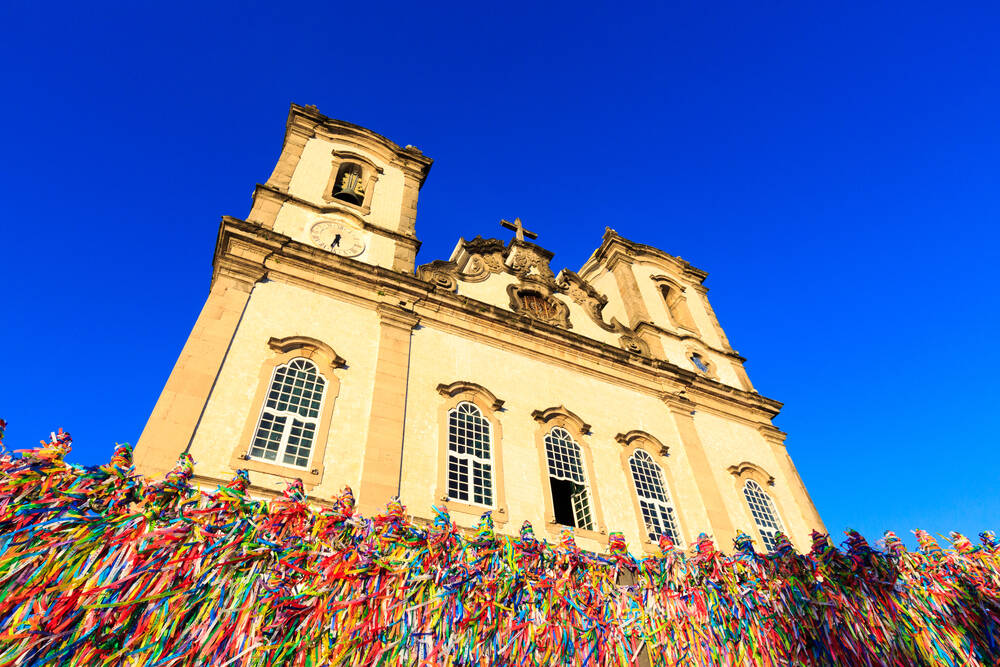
0,429 -> 999,666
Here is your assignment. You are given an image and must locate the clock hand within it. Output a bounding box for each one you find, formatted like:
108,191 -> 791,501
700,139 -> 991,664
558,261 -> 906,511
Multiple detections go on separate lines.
331,233 -> 341,248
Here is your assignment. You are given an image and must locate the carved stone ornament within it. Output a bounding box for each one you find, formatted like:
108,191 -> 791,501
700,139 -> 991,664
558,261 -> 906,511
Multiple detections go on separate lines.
556,270 -> 616,332
507,282 -> 572,329
417,236 -> 660,344
727,461 -> 776,486
461,237 -> 507,282
615,430 -> 669,457
505,242 -> 557,286
618,333 -> 650,356
415,260 -> 459,292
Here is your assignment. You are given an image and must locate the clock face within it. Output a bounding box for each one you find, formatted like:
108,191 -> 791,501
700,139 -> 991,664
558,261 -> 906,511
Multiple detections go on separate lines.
309,221 -> 366,258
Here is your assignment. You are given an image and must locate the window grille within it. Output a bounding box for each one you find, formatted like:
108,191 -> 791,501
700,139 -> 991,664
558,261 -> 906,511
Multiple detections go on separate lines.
629,450 -> 682,545
743,479 -> 784,551
520,292 -> 557,319
446,402 -> 493,506
249,358 -> 325,468
544,427 -> 593,530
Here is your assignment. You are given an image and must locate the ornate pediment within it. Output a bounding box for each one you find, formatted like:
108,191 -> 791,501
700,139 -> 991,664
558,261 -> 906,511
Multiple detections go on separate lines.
507,281 -> 571,329
505,241 -> 557,286
457,237 -> 508,282
416,224 -> 653,347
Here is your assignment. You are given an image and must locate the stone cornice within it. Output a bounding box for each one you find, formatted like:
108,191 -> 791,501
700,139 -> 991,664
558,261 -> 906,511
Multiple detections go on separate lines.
375,303 -> 420,330
531,406 -> 592,435
580,228 -> 708,285
757,424 -> 788,447
212,218 -> 784,424
615,430 -> 669,456
251,185 -> 422,249
267,335 -> 347,369
436,381 -> 505,410
634,321 -> 746,362
286,104 -> 433,185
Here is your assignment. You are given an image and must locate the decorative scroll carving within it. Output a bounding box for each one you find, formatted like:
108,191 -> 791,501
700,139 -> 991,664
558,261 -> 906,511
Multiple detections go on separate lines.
618,333 -> 649,356
506,242 -> 557,286
615,430 -> 669,457
267,336 -> 346,369
556,270 -> 616,332
531,405 -> 591,435
727,461 -> 776,486
436,380 -> 504,410
415,260 -> 459,292
417,236 -> 669,350
462,241 -> 507,282
417,237 -> 507,287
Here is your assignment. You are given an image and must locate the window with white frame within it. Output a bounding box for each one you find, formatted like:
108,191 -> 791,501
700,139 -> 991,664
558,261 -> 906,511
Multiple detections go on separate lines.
629,450 -> 682,545
544,427 -> 594,530
743,479 -> 784,551
446,401 -> 493,506
249,358 -> 326,468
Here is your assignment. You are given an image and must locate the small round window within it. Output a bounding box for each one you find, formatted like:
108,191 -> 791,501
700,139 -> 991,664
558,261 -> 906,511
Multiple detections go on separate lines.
690,353 -> 710,374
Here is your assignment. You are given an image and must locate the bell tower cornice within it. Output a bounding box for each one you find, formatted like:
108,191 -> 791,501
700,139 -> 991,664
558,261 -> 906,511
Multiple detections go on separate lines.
248,104 -> 434,274
580,228 -> 708,285
280,104 -> 433,187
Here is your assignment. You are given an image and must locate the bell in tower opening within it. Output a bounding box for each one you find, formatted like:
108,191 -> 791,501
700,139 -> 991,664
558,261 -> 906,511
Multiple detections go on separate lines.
332,162 -> 365,205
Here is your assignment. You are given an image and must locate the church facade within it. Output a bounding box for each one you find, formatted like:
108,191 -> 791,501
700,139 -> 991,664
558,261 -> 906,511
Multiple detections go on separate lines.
135,103 -> 823,555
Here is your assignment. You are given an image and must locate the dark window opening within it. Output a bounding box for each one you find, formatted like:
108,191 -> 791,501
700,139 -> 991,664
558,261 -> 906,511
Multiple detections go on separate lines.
332,163 -> 365,205
660,283 -> 698,332
550,477 -> 579,527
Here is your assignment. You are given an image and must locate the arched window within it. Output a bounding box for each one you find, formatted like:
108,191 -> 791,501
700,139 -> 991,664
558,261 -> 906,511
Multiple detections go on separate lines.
629,450 -> 681,545
743,479 -> 784,551
248,358 -> 326,468
655,277 -> 699,333
332,162 -> 365,205
544,426 -> 594,530
446,401 -> 493,506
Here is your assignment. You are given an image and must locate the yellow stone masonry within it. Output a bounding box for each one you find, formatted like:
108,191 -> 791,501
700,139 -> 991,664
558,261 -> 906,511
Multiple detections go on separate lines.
136,104 -> 824,555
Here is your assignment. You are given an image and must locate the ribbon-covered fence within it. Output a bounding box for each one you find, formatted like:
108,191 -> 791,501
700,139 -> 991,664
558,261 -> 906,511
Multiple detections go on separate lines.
0,423 -> 998,666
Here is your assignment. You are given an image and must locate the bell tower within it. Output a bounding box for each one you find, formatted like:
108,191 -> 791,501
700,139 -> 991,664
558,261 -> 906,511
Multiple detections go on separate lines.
246,104 -> 433,272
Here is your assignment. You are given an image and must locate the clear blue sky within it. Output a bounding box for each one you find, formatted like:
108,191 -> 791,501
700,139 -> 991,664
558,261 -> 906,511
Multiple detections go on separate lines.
2,2 -> 998,548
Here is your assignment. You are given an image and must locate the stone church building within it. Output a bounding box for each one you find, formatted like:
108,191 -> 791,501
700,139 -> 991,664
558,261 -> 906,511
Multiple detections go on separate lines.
135,103 -> 823,555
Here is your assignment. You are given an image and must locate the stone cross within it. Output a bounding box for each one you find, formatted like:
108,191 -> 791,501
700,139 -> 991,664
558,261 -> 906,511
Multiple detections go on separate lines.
500,217 -> 538,242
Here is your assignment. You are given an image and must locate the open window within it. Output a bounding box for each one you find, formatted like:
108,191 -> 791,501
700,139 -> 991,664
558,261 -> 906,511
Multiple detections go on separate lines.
532,406 -> 605,538
543,426 -> 594,530
653,275 -> 699,333
331,162 -> 365,205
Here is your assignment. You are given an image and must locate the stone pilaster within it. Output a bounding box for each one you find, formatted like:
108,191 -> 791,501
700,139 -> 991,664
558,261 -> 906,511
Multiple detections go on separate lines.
135,274 -> 255,478
666,397 -> 735,546
759,425 -> 826,535
357,304 -> 419,514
